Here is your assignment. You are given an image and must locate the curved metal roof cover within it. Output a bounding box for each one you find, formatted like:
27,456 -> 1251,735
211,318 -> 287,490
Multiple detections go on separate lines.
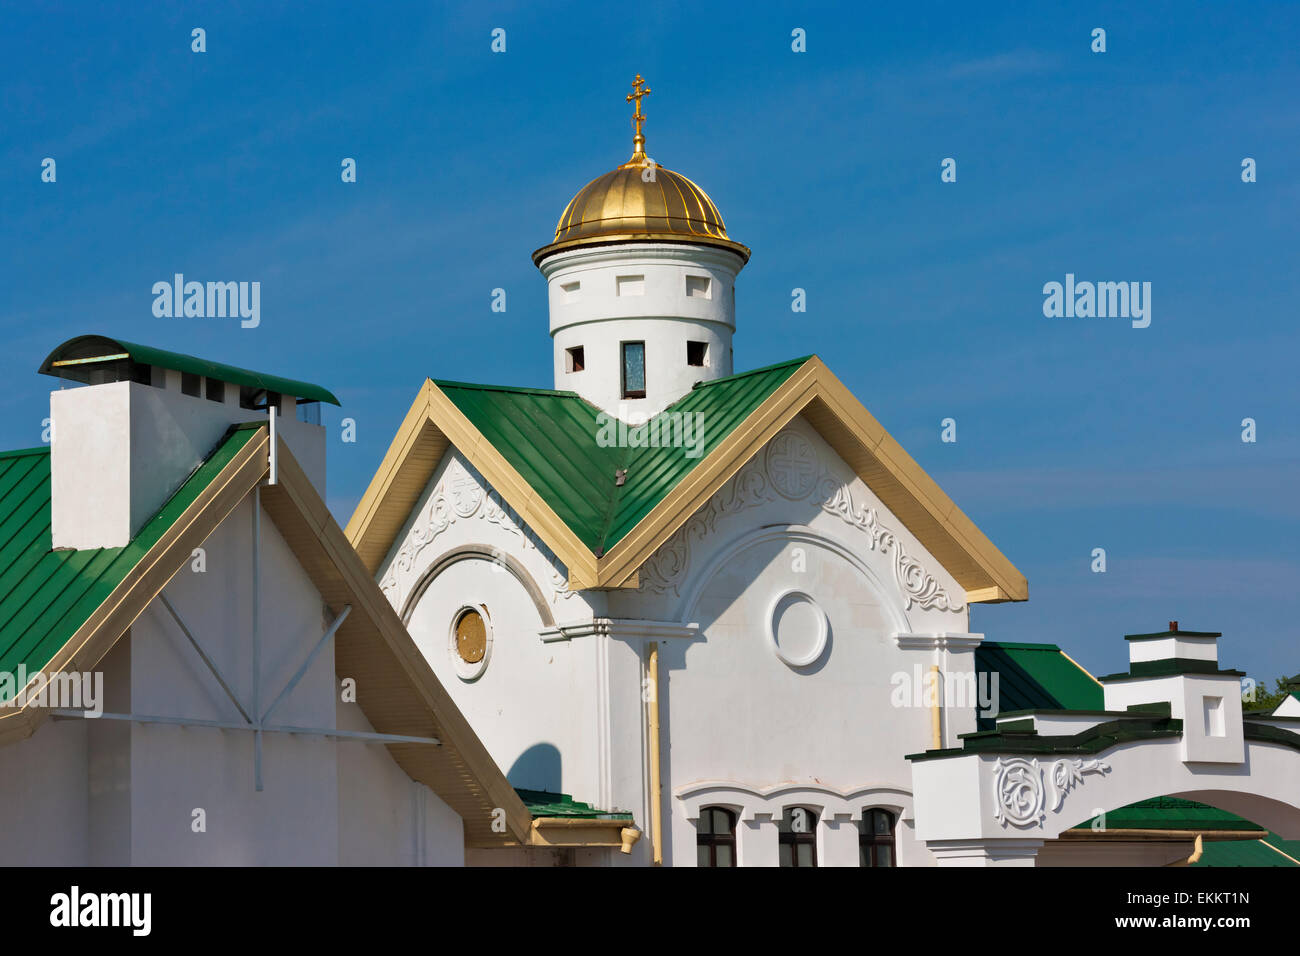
38,335 -> 340,406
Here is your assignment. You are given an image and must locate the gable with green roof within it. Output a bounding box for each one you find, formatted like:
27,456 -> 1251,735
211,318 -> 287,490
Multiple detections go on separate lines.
975,641 -> 1103,731
436,356 -> 807,556
0,425 -> 258,703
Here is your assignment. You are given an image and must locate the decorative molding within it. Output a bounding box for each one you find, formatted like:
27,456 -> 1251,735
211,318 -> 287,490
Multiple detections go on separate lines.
992,757 -> 1112,828
893,632 -> 986,652
540,618 -> 699,643
767,589 -> 829,668
380,453 -> 576,611
639,427 -> 965,613
675,780 -> 913,826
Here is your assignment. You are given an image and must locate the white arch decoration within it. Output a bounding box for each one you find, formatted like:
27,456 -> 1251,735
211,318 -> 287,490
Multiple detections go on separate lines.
676,523 -> 913,636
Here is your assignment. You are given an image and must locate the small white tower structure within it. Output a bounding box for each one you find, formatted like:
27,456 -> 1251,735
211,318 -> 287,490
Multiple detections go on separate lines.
533,75 -> 750,419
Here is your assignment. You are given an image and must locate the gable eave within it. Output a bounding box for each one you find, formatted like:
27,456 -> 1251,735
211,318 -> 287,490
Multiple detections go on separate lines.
344,379 -> 600,589
595,357 -> 1029,602
265,438 -> 535,846
348,359 -> 1028,603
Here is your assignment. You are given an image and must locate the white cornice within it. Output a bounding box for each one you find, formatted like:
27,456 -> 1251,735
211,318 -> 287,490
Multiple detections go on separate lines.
674,780 -> 915,824
540,618 -> 699,643
893,632 -> 985,652
538,242 -> 745,279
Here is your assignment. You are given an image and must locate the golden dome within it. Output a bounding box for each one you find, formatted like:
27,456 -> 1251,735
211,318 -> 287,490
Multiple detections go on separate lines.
533,75 -> 750,266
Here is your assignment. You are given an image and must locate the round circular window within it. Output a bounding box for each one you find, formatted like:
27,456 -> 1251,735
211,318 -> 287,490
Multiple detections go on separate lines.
449,605 -> 492,681
768,589 -> 829,668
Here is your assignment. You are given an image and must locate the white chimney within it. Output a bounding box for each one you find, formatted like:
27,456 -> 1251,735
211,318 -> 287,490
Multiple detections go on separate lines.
43,336 -> 331,550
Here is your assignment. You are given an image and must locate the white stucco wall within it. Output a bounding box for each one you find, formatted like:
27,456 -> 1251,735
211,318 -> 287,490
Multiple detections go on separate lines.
0,718 -> 89,865
380,452 -> 608,808
122,494 -> 340,865
617,418 -> 970,867
336,688 -> 464,866
541,243 -> 743,418
380,415 -> 979,866
0,488 -> 466,866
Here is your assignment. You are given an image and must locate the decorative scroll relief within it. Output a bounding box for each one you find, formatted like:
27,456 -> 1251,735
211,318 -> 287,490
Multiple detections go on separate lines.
992,757 -> 1111,828
639,428 -> 965,613
379,454 -> 576,609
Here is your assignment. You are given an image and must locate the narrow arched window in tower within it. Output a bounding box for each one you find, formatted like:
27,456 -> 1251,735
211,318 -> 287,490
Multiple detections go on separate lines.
779,806 -> 818,867
858,808 -> 896,867
695,806 -> 737,867
621,342 -> 646,399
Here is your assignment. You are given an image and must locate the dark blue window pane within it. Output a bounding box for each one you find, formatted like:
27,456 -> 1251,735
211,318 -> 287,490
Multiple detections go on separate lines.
623,342 -> 645,395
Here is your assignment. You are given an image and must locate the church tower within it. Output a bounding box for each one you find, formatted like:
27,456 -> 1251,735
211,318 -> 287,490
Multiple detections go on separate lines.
533,76 -> 750,419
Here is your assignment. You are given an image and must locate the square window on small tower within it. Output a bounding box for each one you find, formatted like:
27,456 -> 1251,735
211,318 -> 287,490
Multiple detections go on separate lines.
566,345 -> 585,373
622,342 -> 646,399
205,378 -> 225,403
686,275 -> 712,299
561,280 -> 581,303
687,341 -> 708,367
181,372 -> 201,397
616,275 -> 645,297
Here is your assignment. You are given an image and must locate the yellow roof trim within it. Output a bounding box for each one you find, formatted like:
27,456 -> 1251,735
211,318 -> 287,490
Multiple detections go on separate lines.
597,357 -> 1027,598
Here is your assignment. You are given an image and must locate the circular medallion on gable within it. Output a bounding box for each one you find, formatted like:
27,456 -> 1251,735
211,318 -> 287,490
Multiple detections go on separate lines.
448,463 -> 483,517
768,589 -> 829,668
449,605 -> 493,681
765,431 -> 818,500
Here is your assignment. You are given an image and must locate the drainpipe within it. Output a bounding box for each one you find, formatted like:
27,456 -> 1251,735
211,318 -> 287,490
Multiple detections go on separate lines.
647,641 -> 663,865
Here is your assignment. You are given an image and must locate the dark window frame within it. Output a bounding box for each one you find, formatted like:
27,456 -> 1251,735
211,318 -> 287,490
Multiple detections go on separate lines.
778,806 -> 819,867
686,340 -> 707,367
621,341 -> 646,399
858,808 -> 897,867
566,345 -> 585,373
695,806 -> 737,867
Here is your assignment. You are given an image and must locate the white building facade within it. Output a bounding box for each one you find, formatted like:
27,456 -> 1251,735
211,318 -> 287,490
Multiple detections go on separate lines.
349,88 -> 1300,867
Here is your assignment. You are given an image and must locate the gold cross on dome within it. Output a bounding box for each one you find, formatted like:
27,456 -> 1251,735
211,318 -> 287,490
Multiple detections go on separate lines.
627,74 -> 651,161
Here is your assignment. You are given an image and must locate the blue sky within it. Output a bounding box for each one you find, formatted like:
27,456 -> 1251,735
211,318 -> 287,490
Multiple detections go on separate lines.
2,1 -> 1297,683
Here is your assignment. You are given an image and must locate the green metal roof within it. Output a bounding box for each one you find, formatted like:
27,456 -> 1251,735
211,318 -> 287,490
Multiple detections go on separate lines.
0,425 -> 259,701
515,788 -> 633,820
39,335 -> 340,405
974,642 -> 1104,730
1071,797 -> 1261,833
437,356 -> 809,555
1193,834 -> 1300,866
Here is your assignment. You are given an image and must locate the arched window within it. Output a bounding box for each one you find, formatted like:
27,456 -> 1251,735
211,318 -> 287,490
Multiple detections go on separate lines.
858,808 -> 896,867
778,806 -> 819,867
695,807 -> 737,867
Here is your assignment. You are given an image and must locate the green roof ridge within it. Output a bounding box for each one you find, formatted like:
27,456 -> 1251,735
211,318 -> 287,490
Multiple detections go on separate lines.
433,379 -> 582,399
437,357 -> 810,555
40,335 -> 340,406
